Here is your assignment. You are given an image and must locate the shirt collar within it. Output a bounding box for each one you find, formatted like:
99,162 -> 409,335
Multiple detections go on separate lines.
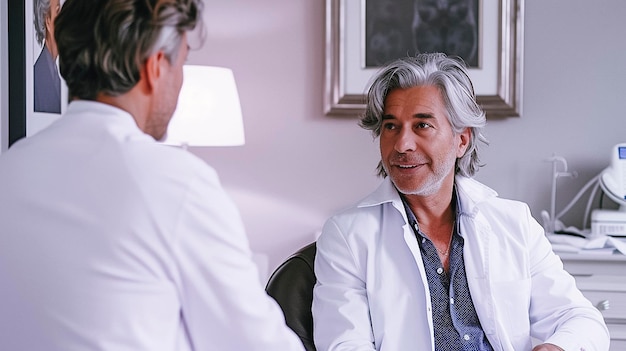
356,176 -> 498,219
400,187 -> 461,237
61,100 -> 155,144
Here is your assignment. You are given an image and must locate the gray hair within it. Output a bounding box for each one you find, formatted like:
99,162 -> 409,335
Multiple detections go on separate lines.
360,53 -> 488,178
55,0 -> 204,100
33,0 -> 51,46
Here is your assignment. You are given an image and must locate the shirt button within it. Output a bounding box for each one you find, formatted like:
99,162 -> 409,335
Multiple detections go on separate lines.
450,298 -> 454,305
463,334 -> 470,341
436,267 -> 444,274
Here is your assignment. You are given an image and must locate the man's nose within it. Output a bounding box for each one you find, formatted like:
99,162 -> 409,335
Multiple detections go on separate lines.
395,128 -> 417,153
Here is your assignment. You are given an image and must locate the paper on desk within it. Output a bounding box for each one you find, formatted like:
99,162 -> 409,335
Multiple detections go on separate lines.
547,233 -> 626,255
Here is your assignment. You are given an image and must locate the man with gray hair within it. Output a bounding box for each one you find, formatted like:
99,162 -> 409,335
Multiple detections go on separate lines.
0,0 -> 304,350
312,53 -> 609,351
33,0 -> 61,113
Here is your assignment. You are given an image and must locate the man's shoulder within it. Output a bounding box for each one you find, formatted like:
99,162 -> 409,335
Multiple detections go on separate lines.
456,176 -> 528,210
325,184 -> 401,231
129,143 -> 220,184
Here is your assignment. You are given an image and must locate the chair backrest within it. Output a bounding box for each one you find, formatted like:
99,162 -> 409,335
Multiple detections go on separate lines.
265,242 -> 317,351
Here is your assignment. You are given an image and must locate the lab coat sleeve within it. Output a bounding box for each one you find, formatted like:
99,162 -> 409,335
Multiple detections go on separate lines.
524,205 -> 610,351
312,217 -> 376,351
171,168 -> 305,351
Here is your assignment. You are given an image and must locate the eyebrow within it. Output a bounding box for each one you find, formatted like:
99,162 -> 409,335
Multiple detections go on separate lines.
382,113 -> 435,120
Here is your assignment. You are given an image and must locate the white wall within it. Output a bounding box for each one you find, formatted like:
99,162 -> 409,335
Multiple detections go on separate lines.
188,1 -> 379,277
187,0 -> 626,278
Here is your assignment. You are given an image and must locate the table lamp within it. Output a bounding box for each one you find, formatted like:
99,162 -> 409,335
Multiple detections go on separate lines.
161,65 -> 245,147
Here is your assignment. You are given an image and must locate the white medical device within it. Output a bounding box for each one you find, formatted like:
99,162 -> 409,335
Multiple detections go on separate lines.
592,143 -> 626,236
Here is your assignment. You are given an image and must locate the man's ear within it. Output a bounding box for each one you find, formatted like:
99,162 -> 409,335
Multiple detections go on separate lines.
142,51 -> 166,93
456,127 -> 471,157
45,11 -> 53,34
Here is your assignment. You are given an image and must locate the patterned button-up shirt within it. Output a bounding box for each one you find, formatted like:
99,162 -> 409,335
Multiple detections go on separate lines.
402,192 -> 493,351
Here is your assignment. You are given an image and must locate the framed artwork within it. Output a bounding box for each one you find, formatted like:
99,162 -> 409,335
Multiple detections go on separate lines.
8,0 -> 67,148
1,2 -> 7,153
324,0 -> 524,119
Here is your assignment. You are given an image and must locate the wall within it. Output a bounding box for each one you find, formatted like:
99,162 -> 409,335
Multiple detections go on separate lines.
188,0 -> 626,279
2,1 -> 622,279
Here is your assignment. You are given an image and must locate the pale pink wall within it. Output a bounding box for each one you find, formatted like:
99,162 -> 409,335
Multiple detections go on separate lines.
187,1 -> 381,278
186,0 -> 626,280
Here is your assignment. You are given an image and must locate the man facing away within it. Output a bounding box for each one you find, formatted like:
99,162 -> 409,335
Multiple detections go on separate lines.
0,0 -> 304,350
312,53 -> 609,351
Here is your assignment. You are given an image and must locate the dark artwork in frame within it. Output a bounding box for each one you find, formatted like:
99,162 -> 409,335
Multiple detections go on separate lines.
365,0 -> 479,68
325,0 -> 523,118
8,0 -> 65,148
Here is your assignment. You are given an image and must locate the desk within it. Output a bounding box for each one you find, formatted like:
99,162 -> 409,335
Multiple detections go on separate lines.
559,253 -> 626,350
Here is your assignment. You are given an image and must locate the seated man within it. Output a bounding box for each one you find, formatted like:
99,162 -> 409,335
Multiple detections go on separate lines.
312,53 -> 609,351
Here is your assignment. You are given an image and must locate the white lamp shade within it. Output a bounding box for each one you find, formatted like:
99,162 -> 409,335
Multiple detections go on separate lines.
162,65 -> 245,147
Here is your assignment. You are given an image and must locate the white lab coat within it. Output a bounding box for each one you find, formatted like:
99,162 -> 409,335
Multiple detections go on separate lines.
0,101 -> 305,351
312,176 -> 609,351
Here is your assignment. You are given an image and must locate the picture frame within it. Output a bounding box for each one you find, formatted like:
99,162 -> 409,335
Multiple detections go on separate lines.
324,0 -> 524,119
1,2 -> 8,153
8,0 -> 66,148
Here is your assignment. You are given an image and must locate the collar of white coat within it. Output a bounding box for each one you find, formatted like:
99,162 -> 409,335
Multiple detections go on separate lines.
66,100 -> 135,122
64,100 -> 153,142
356,175 -> 499,220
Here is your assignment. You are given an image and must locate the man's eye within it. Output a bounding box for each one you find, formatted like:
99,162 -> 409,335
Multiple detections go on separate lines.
383,122 -> 396,130
416,122 -> 432,129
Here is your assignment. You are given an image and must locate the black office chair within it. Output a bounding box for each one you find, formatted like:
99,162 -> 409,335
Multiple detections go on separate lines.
265,242 -> 317,351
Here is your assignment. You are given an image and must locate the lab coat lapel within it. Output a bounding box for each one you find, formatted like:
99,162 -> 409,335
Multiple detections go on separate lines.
359,178 -> 437,350
455,176 -> 504,350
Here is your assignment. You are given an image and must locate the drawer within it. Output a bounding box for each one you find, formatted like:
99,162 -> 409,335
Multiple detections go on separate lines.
579,290 -> 626,321
608,323 -> 626,351
609,338 -> 626,351
559,253 -> 626,276
608,323 -> 626,341
573,275 -> 626,293
573,275 -> 626,322
556,254 -> 626,350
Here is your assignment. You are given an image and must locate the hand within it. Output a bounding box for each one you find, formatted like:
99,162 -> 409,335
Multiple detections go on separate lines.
532,343 -> 564,351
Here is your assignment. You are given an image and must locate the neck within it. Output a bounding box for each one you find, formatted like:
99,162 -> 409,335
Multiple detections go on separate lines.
95,88 -> 149,132
403,180 -> 455,229
44,37 -> 57,60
